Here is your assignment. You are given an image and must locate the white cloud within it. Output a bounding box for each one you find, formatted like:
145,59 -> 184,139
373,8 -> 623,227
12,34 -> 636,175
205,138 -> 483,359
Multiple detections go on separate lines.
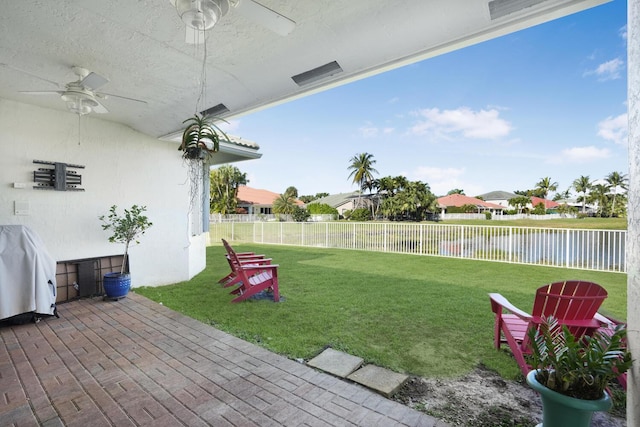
598,113 -> 628,145
408,166 -> 474,195
584,58 -> 624,81
408,107 -> 513,140
219,119 -> 240,132
619,25 -> 627,40
548,146 -> 611,164
359,125 -> 379,138
358,122 -> 395,138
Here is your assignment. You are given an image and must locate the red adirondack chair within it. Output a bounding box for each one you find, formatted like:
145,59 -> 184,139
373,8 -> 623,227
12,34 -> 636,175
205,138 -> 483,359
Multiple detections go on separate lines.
222,239 -> 280,303
594,312 -> 628,389
219,239 -> 271,287
489,280 -> 608,377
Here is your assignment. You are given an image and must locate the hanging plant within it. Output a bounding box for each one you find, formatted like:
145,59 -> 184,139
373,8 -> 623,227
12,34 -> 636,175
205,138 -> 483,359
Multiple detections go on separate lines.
178,114 -> 228,160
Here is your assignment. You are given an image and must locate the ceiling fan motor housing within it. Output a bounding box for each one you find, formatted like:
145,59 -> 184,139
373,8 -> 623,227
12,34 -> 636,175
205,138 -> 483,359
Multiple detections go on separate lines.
176,0 -> 230,30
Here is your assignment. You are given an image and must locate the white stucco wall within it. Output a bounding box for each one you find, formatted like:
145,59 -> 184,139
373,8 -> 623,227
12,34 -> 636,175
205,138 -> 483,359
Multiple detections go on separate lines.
0,98 -> 207,287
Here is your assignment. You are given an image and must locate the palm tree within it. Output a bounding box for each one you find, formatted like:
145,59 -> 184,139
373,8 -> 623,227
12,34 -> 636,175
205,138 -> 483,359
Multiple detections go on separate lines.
572,175 -> 591,213
588,184 -> 611,217
552,188 -> 571,202
284,186 -> 298,198
534,177 -> 559,199
347,153 -> 378,209
272,193 -> 297,219
605,171 -> 628,217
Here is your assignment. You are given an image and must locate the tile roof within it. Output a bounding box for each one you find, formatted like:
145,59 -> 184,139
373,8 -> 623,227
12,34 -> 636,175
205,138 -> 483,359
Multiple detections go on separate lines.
225,135 -> 259,149
437,194 -> 505,209
312,192 -> 360,208
237,186 -> 303,206
530,196 -> 560,209
477,190 -> 518,200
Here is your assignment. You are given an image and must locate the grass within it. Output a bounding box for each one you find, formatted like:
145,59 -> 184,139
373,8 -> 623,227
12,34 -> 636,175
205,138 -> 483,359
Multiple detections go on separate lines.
136,243 -> 627,382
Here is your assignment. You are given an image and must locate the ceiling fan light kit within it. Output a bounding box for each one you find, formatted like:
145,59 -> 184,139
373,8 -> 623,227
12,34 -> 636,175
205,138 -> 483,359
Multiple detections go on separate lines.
61,90 -> 99,116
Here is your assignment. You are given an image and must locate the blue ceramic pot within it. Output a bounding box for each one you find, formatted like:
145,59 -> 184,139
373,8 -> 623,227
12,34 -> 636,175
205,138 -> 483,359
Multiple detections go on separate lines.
103,272 -> 131,300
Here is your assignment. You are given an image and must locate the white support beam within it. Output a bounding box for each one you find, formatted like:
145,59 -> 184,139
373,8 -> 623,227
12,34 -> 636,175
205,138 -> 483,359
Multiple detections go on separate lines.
628,0 -> 640,424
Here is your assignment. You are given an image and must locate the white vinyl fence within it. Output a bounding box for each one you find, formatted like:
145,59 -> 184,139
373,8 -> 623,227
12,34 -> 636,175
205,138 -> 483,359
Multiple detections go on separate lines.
210,222 -> 626,273
210,214 -> 335,222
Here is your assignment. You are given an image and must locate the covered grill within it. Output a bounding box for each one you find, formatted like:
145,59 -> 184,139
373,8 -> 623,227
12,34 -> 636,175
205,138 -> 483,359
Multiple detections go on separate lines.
0,225 -> 57,321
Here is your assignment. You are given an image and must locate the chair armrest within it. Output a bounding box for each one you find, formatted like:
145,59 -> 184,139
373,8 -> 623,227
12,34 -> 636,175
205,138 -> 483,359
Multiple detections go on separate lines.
241,264 -> 279,272
594,312 -> 614,325
237,253 -> 265,257
489,293 -> 532,321
530,316 -> 603,329
238,258 -> 271,264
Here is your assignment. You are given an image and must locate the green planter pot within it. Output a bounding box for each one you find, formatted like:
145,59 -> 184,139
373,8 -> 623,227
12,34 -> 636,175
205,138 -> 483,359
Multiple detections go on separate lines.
526,370 -> 612,427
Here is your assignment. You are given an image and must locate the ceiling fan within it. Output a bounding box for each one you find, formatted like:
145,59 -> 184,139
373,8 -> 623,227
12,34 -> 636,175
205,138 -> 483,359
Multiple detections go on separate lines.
170,0 -> 296,44
19,66 -> 147,116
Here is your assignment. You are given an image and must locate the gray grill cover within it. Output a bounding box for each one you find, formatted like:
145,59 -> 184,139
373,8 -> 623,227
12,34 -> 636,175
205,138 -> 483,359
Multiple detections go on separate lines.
0,225 -> 57,320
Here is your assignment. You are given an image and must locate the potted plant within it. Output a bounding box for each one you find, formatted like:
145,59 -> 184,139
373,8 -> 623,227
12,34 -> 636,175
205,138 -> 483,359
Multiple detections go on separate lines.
178,113 -> 228,160
99,205 -> 153,300
525,316 -> 632,427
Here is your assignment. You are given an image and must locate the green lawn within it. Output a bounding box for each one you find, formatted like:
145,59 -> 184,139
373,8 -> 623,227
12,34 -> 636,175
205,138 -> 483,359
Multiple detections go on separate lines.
136,243 -> 627,381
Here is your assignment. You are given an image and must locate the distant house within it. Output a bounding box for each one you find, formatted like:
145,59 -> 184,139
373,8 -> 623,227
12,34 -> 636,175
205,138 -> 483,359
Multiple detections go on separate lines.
555,198 -> 594,213
530,196 -> 560,210
312,192 -> 360,216
236,186 -> 303,214
437,194 -> 505,214
477,190 -> 518,208
478,191 -> 561,211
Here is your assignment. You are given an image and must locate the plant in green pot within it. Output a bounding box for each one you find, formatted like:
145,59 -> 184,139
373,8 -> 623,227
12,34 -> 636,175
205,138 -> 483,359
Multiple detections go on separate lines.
525,316 -> 632,427
99,205 -> 153,300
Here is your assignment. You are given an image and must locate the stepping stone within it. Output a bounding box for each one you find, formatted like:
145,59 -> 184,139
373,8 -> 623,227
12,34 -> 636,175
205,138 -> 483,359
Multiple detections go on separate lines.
307,348 -> 363,378
347,365 -> 409,397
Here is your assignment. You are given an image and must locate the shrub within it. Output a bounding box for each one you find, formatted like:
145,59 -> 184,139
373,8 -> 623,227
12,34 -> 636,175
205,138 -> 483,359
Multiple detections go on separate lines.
485,212 -> 492,220
307,203 -> 339,216
291,206 -> 310,222
532,202 -> 546,215
349,208 -> 372,221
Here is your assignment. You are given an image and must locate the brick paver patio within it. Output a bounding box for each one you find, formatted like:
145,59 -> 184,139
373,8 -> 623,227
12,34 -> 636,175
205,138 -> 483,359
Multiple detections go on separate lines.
0,293 -> 447,426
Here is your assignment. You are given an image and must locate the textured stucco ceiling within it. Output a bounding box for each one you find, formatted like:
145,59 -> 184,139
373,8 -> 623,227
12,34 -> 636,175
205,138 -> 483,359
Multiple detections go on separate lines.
0,0 -> 609,140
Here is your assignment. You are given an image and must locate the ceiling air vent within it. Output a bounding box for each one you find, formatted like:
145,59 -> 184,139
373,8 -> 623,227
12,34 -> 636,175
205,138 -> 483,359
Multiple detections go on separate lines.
292,61 -> 343,87
489,0 -> 547,20
200,103 -> 230,118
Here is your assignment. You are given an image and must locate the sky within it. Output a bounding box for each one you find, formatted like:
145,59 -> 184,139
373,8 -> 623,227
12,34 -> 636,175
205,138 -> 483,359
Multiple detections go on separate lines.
219,0 -> 628,199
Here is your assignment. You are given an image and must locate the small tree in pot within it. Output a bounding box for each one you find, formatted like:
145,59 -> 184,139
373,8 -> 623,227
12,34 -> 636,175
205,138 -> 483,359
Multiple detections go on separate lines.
526,316 -> 632,427
99,205 -> 153,299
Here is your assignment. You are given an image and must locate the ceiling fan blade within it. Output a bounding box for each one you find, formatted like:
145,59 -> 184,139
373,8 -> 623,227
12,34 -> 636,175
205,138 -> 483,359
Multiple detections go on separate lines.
92,100 -> 109,114
81,72 -> 109,90
20,90 -> 64,96
234,0 -> 295,36
1,63 -> 62,88
97,92 -> 148,104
